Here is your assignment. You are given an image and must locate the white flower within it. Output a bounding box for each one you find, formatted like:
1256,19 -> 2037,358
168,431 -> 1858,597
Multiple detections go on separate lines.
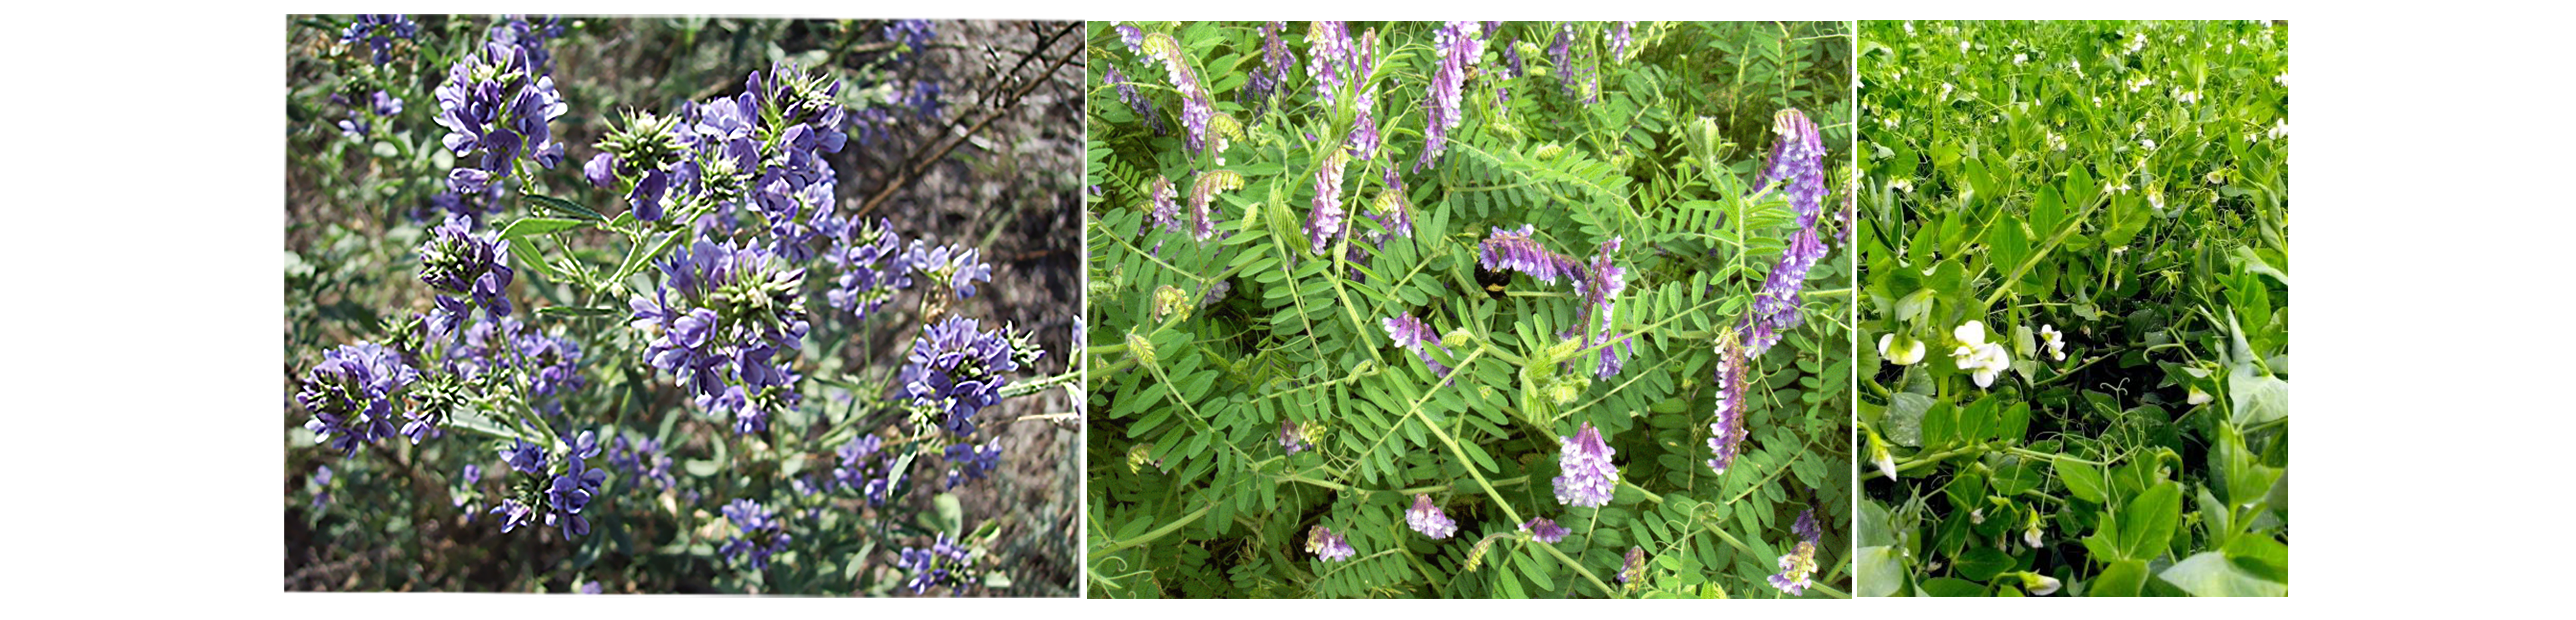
2023,522 -> 2045,548
1940,82 -> 1955,99
2127,32 -> 2148,54
2175,89 -> 2199,105
1904,22 -> 1915,36
1889,177 -> 1914,193
2141,138 -> 2157,151
2187,385 -> 2214,405
1878,333 -> 1927,366
2045,131 -> 2066,152
1960,40 -> 1971,52
1949,322 -> 2011,388
2147,190 -> 2165,213
1970,508 -> 1985,524
2029,573 -> 2063,596
1876,451 -> 1899,481
2038,324 -> 2066,361
2267,119 -> 2290,141
2013,52 -> 2028,65
2105,179 -> 2133,194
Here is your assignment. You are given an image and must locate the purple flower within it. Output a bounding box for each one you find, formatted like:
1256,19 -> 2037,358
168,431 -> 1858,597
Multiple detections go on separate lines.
578,581 -> 602,595
1242,21 -> 1298,119
1415,21 -> 1484,173
1406,494 -> 1458,539
432,37 -> 567,193
309,466 -> 333,509
898,316 -> 1023,437
718,498 -> 793,571
1579,237 -> 1630,378
1618,545 -> 1646,584
884,19 -> 936,61
1306,525 -> 1356,561
1477,225 -> 1583,286
1305,21 -> 1353,105
1345,31 -> 1383,160
419,215 -> 513,319
1520,517 -> 1570,543
1708,332 -> 1752,475
825,217 -> 914,321
630,240 -> 812,432
499,438 -> 546,474
898,533 -> 974,596
1140,32 -> 1214,155
1770,538 -> 1820,596
1552,421 -> 1619,508
1279,419 -> 1312,454
1381,313 -> 1455,377
1143,175 -> 1181,234
1187,171 -> 1244,242
543,451 -> 607,537
1743,226 -> 1827,354
490,498 -> 536,533
1115,23 -> 1144,54
1793,507 -> 1822,545
1761,109 -> 1832,229
338,15 -> 418,66
1307,151 -> 1352,255
1105,65 -> 1168,136
943,438 -> 1004,489
297,343 -> 417,457
1609,21 -> 1635,61
610,435 -> 675,490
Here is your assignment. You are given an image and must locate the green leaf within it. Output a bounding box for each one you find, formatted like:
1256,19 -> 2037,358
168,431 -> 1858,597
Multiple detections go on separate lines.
935,493 -> 965,537
534,306 -> 622,318
2229,365 -> 2288,426
683,459 -> 721,478
2055,454 -> 2107,503
2089,560 -> 2150,597
1855,546 -> 1904,597
498,217 -> 591,240
1953,547 -> 2012,581
2116,481 -> 2181,561
1920,577 -> 1985,597
527,194 -> 609,221
2158,551 -> 2287,597
1883,392 -> 1933,447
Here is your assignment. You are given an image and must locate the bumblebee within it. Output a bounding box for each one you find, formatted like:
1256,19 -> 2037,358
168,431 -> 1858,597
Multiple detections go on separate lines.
1473,264 -> 1511,300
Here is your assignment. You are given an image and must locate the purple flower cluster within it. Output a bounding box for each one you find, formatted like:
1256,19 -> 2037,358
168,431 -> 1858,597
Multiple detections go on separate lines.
898,533 -> 972,595
334,90 -> 405,142
1306,21 -> 1354,106
432,35 -> 568,196
1707,332 -> 1752,475
629,240 -> 812,434
1579,237 -> 1631,378
943,438 -> 1004,489
834,434 -> 904,506
899,316 -> 1024,437
1306,525 -> 1356,561
1106,66 -> 1168,136
586,63 -> 850,253
1186,171 -> 1244,242
1370,168 -> 1414,239
1741,109 -> 1834,355
1619,545 -> 1646,584
885,19 -> 937,61
1478,226 -> 1636,375
500,438 -> 547,474
1415,21 -> 1484,173
823,218 -> 913,321
1406,494 -> 1458,539
1307,151 -> 1350,255
1240,21 -> 1299,119
489,15 -> 564,75
338,15 -> 418,66
1141,33 -> 1215,155
444,316 -> 584,408
609,434 -> 675,491
1279,419 -> 1313,454
1381,312 -> 1455,377
1115,23 -> 1144,54
298,343 -> 419,457
419,215 -> 515,321
1142,175 -> 1182,234
1552,421 -> 1619,508
1762,109 -> 1832,229
1549,22 -> 1601,105
1769,506 -> 1824,595
542,431 -> 609,536
1608,21 -> 1635,61
1520,517 -> 1570,543
1477,225 -> 1582,285
718,498 -> 793,570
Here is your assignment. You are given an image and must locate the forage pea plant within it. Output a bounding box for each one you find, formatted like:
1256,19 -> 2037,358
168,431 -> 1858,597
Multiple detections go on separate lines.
1085,21 -> 1854,598
1854,21 -> 2288,597
286,16 -> 1084,595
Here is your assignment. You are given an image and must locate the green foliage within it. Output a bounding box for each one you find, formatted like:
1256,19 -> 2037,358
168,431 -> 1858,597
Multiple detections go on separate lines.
1086,21 -> 1852,598
1854,20 -> 2288,598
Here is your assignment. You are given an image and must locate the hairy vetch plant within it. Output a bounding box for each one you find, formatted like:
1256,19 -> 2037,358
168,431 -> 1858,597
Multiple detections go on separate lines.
1853,20 -> 2289,598
1085,21 -> 1855,599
